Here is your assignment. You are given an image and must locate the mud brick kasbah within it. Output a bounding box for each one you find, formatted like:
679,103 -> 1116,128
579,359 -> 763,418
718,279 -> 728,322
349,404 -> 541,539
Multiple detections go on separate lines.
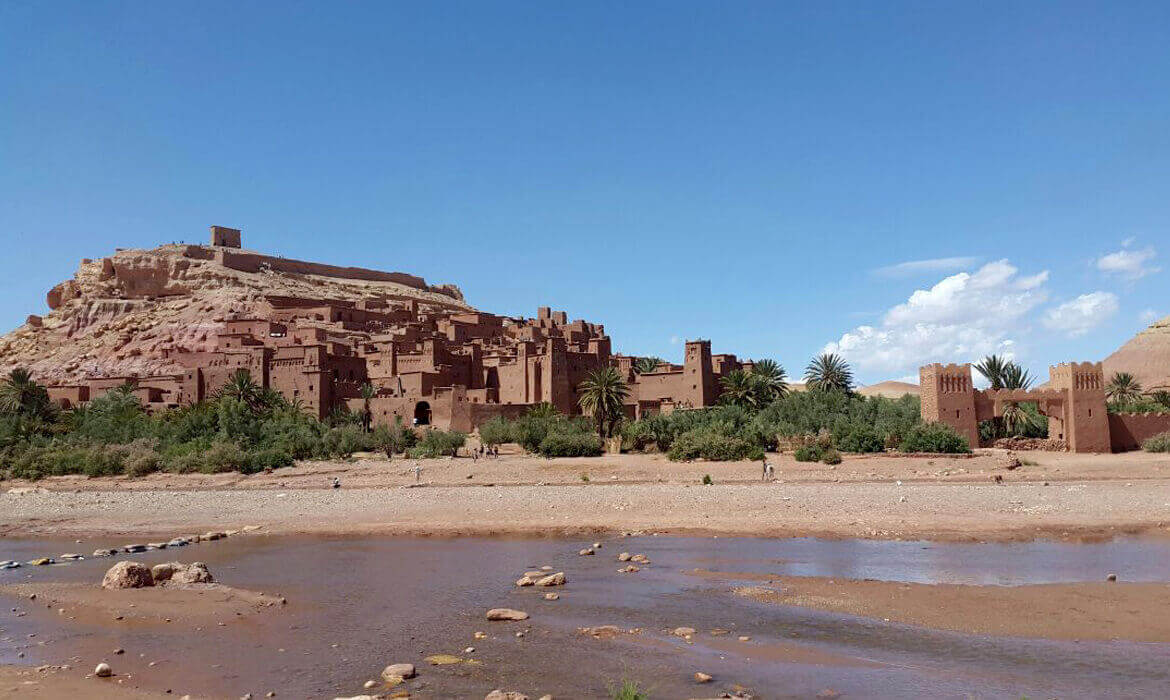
26,225 -> 1170,450
37,226 -> 755,432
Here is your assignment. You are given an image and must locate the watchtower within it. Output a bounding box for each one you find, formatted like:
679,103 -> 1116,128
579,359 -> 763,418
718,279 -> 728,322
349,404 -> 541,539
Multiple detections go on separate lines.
919,363 -> 978,448
1048,362 -> 1109,453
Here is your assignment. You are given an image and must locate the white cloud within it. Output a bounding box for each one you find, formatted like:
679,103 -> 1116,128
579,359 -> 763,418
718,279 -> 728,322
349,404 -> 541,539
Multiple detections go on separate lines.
1140,308 -> 1163,325
825,260 -> 1048,376
669,335 -> 680,345
872,256 -> 979,278
1097,242 -> 1159,280
1042,292 -> 1119,337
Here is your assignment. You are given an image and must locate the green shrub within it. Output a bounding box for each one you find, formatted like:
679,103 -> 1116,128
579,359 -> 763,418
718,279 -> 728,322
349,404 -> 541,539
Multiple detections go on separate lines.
899,422 -> 970,454
538,430 -> 603,457
820,448 -> 842,465
478,416 -> 513,447
667,427 -> 763,462
1143,431 -> 1170,452
793,444 -> 822,462
372,422 -> 413,457
321,425 -> 372,458
834,424 -> 884,453
701,474 -> 713,485
409,429 -> 467,458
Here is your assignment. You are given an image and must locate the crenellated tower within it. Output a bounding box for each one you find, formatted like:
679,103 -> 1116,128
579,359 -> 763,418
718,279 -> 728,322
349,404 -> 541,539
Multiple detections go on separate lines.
1047,362 -> 1109,453
919,363 -> 979,448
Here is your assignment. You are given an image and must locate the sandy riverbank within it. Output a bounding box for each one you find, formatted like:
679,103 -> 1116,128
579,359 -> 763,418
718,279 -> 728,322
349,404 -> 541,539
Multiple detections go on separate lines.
727,574 -> 1170,642
1,449 -> 1169,543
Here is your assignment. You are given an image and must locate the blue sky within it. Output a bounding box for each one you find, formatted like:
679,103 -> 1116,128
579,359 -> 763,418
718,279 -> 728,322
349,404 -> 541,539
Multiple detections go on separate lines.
1,1 -> 1167,385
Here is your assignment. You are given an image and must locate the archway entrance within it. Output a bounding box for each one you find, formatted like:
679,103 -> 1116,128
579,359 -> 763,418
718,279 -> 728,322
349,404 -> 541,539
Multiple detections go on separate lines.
414,401 -> 431,426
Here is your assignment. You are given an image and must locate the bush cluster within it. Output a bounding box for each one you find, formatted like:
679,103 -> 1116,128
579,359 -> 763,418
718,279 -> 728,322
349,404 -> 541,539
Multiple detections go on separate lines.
621,392 -> 959,461
477,405 -> 602,458
898,422 -> 970,453
0,388 -> 439,480
1143,431 -> 1170,453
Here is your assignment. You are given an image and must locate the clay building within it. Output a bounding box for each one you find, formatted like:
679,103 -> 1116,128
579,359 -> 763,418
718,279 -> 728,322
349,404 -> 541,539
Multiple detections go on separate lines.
920,361 -> 1170,453
38,227 -> 745,431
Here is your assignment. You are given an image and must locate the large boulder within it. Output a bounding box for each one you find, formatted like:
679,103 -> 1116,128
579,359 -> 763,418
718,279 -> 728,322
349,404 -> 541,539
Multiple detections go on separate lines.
101,561 -> 154,589
171,562 -> 214,584
150,561 -> 214,584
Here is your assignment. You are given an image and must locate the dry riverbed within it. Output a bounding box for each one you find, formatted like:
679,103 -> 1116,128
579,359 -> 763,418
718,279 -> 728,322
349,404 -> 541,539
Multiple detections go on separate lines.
2,449 -> 1170,542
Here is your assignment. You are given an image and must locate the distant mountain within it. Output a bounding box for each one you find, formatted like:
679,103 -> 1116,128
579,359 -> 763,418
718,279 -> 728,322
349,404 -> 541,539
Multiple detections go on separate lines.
857,380 -> 920,398
1103,315 -> 1170,392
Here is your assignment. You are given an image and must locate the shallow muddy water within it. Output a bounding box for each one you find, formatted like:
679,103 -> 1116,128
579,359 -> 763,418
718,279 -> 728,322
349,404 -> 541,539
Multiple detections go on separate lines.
3,534 -> 1170,698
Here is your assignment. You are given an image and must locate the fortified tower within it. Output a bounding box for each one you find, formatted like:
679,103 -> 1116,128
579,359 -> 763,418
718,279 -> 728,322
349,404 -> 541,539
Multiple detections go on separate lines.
1047,362 -> 1109,453
683,340 -> 718,409
919,363 -> 978,448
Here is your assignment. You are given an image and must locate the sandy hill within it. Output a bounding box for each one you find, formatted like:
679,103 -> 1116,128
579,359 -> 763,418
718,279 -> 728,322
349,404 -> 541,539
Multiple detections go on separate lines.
858,380 -> 920,398
0,242 -> 469,385
1103,315 -> 1170,392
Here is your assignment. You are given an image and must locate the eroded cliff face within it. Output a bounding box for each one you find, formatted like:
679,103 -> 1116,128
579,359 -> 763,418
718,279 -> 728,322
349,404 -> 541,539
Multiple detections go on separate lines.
1103,315 -> 1170,392
0,244 -> 469,384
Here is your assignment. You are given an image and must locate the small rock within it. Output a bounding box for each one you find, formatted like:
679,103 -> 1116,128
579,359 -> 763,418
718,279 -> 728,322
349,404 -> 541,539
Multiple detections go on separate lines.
60,553 -> 83,561
464,646 -> 475,653
484,692 -> 529,700
578,548 -> 595,556
363,680 -> 378,689
543,593 -> 559,601
592,542 -> 601,549
28,558 -> 53,566
535,572 -> 566,587
94,663 -> 113,678
486,608 -> 529,621
93,549 -> 117,557
474,631 -> 487,639
516,576 -> 535,587
123,544 -> 147,553
694,672 -> 712,683
673,627 -> 696,637
618,552 -> 632,562
114,648 -> 125,655
738,635 -> 751,642
817,689 -> 842,699
1107,573 -> 1118,582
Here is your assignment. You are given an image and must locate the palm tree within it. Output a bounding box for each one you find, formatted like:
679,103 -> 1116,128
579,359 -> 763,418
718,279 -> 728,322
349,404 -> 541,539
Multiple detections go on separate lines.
804,353 -> 854,393
0,368 -> 53,420
359,382 -> 377,432
633,357 -> 664,374
749,358 -> 788,402
999,362 -> 1036,436
1106,372 -> 1143,404
215,369 -> 265,412
577,366 -> 630,438
973,354 -> 1009,390
719,369 -> 760,409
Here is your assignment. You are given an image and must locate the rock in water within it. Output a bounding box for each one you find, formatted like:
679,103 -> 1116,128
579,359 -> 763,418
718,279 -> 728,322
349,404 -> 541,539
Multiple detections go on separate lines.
486,608 -> 529,621
151,562 -> 181,582
578,548 -> 594,556
101,561 -> 154,589
673,627 -> 696,637
694,672 -> 712,683
485,691 -> 529,700
171,562 -> 214,584
94,662 -> 113,677
535,572 -> 566,586
381,663 -> 416,681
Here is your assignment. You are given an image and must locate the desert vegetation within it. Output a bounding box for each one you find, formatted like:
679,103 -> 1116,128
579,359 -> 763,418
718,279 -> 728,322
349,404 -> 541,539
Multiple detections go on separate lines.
1105,372 -> 1170,413
0,368 -> 465,480
623,355 -> 967,461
